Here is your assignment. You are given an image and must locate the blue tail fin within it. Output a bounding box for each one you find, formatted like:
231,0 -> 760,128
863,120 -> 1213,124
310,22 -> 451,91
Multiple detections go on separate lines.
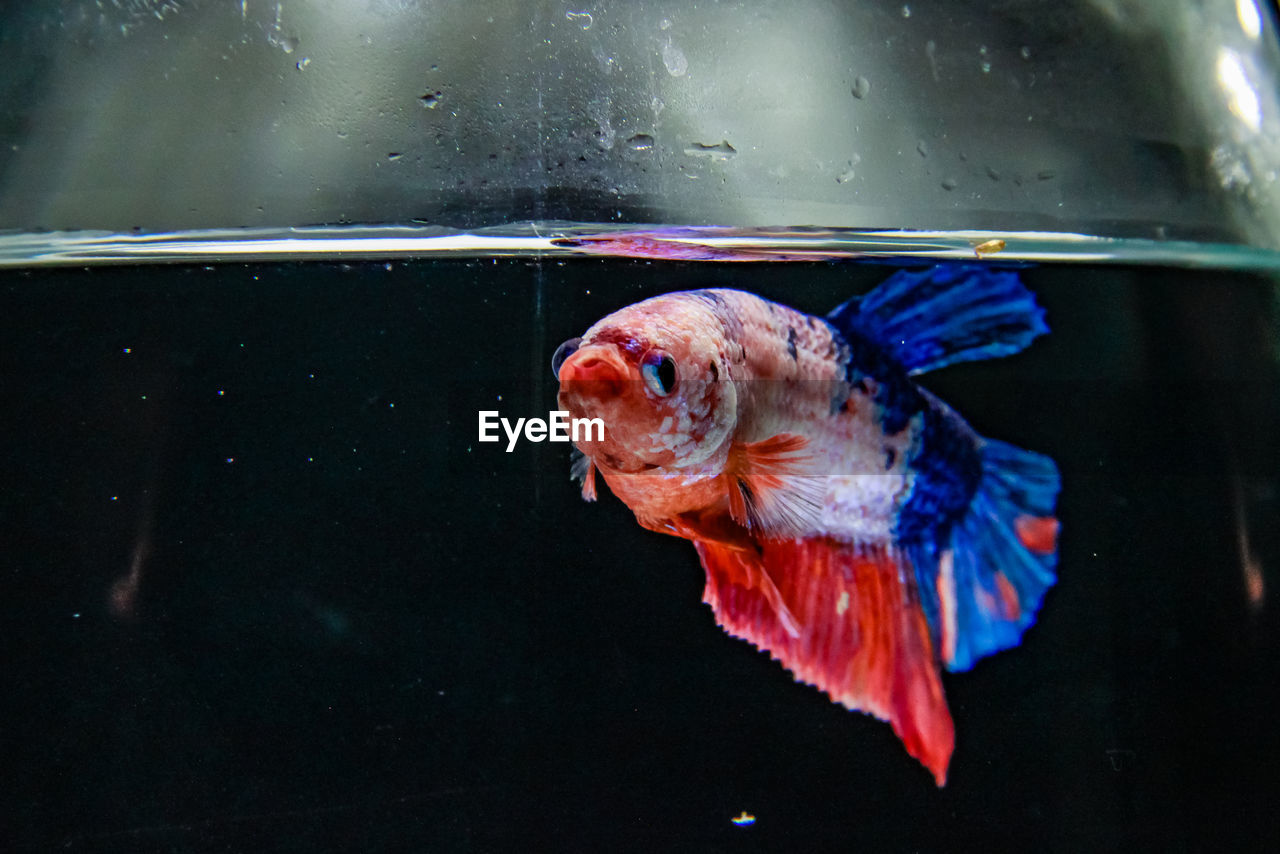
828,265 -> 1048,375
936,439 -> 1060,672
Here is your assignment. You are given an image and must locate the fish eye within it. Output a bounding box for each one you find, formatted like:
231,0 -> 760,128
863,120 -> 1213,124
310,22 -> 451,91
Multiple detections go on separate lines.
551,337 -> 581,378
641,350 -> 678,397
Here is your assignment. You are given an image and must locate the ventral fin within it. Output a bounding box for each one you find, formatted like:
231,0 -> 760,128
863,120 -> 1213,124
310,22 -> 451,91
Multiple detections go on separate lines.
570,448 -> 598,502
725,434 -> 825,539
695,537 -> 955,785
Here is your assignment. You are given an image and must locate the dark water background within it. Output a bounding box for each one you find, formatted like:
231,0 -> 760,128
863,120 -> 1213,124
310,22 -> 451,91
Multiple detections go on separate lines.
3,258 -> 1278,851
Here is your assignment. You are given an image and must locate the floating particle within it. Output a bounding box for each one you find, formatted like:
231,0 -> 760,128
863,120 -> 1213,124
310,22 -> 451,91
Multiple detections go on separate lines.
974,239 -> 1006,257
925,39 -> 939,81
731,811 -> 756,827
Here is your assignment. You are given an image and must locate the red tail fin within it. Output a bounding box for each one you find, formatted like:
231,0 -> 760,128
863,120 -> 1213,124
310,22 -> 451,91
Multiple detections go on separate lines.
695,537 -> 955,784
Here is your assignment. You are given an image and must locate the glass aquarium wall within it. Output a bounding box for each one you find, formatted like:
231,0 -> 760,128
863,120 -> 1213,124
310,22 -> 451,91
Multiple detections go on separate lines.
1,0 -> 1279,246
2,3 -> 1280,853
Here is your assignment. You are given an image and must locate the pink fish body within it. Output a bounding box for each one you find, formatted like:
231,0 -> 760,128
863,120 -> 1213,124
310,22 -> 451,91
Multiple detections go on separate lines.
555,266 -> 1060,784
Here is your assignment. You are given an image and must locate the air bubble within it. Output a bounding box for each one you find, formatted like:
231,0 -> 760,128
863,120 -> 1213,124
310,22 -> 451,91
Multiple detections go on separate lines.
662,42 -> 688,77
626,133 -> 655,151
684,140 -> 737,160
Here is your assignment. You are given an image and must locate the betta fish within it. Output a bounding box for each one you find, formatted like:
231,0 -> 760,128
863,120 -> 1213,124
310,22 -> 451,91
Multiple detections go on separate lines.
553,265 -> 1060,784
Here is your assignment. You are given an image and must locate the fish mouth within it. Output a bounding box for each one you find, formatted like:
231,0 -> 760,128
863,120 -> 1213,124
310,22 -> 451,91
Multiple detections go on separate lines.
557,345 -> 630,402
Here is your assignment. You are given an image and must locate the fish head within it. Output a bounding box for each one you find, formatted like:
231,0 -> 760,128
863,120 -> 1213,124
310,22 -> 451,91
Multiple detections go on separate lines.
555,294 -> 736,472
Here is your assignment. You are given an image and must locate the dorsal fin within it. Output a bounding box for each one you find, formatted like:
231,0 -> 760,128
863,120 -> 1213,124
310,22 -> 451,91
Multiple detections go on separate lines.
828,265 -> 1048,375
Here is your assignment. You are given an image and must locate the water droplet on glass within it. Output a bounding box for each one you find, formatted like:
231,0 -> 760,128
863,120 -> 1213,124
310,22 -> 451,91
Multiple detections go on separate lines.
660,18 -> 672,30
387,152 -> 403,161
420,91 -> 443,109
981,61 -> 991,73
941,177 -> 958,191
986,165 -> 1000,181
1037,170 -> 1056,181
851,76 -> 871,99
279,36 -> 299,54
916,140 -> 929,158
836,167 -> 856,184
684,140 -> 737,160
295,57 -> 310,71
566,10 -> 593,29
626,133 -> 655,152
662,42 -> 688,77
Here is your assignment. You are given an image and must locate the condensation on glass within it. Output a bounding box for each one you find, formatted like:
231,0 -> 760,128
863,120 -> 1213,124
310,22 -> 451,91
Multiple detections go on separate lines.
0,0 -> 1277,250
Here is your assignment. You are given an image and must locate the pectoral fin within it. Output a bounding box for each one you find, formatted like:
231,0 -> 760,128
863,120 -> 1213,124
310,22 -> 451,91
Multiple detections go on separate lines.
725,434 -> 826,539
